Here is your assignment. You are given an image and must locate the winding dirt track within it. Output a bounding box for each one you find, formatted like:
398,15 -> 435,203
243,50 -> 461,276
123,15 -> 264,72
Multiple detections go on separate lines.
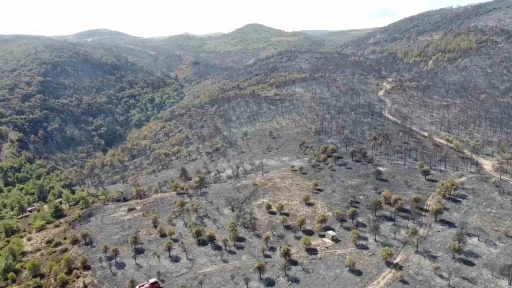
377,82 -> 512,184
367,83 -> 512,288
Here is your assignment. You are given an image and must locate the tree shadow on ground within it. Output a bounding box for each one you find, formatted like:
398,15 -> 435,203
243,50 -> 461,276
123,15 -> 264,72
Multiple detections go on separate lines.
356,243 -> 369,250
314,188 -> 324,192
438,219 -> 457,229
426,179 -> 439,183
227,249 -> 237,255
305,202 -> 315,207
211,243 -> 222,251
263,277 -> 276,287
360,235 -> 368,241
134,247 -> 145,255
323,226 -> 336,232
262,277 -> 276,287
268,211 -> 277,216
457,257 -> 476,267
281,212 -> 291,217
82,264 -> 92,271
463,250 -> 480,259
418,250 -> 439,262
237,236 -> 247,243
398,207 -> 411,214
288,276 -> 300,284
379,214 -> 394,222
377,178 -> 390,183
169,255 -> 181,263
288,259 -> 299,266
445,196 -> 462,204
302,229 -> 314,236
264,253 -> 272,259
234,244 -> 245,250
305,247 -> 319,255
348,268 -> 363,276
399,279 -> 410,285
115,262 -> 126,270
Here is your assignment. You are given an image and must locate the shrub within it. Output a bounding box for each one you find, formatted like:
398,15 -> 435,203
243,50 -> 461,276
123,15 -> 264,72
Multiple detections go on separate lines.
33,220 -> 47,232
345,257 -> 356,270
68,234 -> 80,245
51,240 -> 63,248
7,272 -> 16,282
23,278 -> 43,288
56,273 -> 69,287
26,259 -> 41,278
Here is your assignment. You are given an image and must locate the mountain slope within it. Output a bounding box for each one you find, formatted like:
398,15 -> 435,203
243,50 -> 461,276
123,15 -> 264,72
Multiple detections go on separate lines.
341,0 -> 512,149
0,36 -> 184,161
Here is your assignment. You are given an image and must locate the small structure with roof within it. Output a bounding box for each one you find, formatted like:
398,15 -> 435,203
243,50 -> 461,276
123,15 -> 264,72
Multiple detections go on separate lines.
325,230 -> 338,242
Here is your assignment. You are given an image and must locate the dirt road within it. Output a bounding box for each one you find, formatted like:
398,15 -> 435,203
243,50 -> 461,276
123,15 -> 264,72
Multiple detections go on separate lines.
367,83 -> 512,288
377,82 -> 512,185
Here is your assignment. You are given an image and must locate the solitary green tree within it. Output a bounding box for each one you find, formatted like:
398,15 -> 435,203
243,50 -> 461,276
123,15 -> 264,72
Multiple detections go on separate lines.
276,203 -> 285,215
281,246 -> 292,260
345,256 -> 356,271
350,230 -> 360,246
302,194 -> 311,204
379,247 -> 393,264
316,213 -> 328,226
101,244 -> 110,257
420,167 -> 432,180
430,202 -> 444,222
111,247 -> 120,263
80,230 -> 90,245
297,217 -> 307,230
151,215 -> 159,228
447,241 -> 463,259
279,216 -> 288,228
26,259 -> 41,278
255,262 -> 266,280
165,240 -> 173,257
348,208 -> 357,223
300,237 -> 312,250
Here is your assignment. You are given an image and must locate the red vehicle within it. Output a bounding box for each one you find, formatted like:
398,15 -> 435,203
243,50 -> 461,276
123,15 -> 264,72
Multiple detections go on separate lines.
136,279 -> 162,288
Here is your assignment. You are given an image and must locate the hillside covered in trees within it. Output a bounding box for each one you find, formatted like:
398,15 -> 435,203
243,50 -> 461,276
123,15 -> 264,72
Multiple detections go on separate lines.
1,1 -> 512,288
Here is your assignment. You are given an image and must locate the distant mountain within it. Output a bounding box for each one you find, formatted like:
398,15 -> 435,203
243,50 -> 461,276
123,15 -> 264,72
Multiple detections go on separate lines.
299,30 -> 334,36
179,32 -> 224,38
56,29 -> 136,41
320,28 -> 377,44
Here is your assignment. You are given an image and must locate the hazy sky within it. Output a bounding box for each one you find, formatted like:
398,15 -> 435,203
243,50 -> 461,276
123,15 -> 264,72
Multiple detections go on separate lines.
1,0 -> 489,37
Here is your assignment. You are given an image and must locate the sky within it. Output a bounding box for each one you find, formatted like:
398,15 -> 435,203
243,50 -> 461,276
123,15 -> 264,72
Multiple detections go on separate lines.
0,0 -> 489,37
